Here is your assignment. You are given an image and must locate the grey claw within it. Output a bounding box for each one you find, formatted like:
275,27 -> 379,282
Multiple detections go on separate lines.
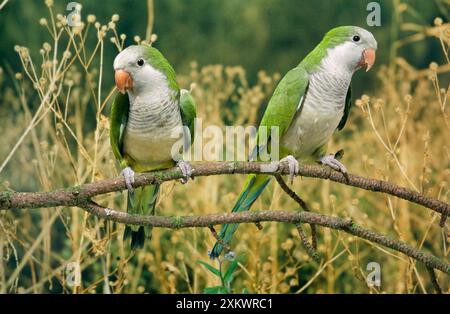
279,155 -> 299,184
319,155 -> 347,174
121,167 -> 135,193
177,160 -> 192,184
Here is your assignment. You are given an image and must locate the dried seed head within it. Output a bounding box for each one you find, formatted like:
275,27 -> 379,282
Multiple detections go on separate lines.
373,98 -> 384,111
434,17 -> 443,26
63,50 -> 72,59
429,62 -> 438,71
111,14 -> 120,22
361,94 -> 370,104
72,24 -> 84,35
39,18 -> 48,26
97,30 -> 105,40
398,3 -> 407,12
87,14 -> 96,23
18,47 -> 30,60
355,99 -> 363,108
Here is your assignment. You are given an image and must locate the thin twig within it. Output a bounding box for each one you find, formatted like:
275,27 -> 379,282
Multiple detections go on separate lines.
274,174 -> 310,211
145,0 -> 154,42
295,223 -> 321,263
275,174 -> 319,254
0,0 -> 8,11
426,267 -> 443,294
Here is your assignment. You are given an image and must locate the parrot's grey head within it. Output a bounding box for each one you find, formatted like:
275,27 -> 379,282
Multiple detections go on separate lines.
315,26 -> 377,74
113,45 -> 177,95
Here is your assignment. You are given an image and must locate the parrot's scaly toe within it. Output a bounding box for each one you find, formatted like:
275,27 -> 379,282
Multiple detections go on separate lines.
177,160 -> 193,184
319,155 -> 347,174
279,155 -> 299,184
121,167 -> 135,193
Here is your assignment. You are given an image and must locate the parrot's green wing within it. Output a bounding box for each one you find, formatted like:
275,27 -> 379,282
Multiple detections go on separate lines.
210,66 -> 310,259
337,84 -> 352,131
254,65 -> 310,158
179,89 -> 197,146
110,92 -> 130,163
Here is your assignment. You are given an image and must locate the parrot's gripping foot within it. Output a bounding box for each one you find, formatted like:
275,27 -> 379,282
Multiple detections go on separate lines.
177,160 -> 193,184
121,167 -> 135,193
319,155 -> 347,174
279,155 -> 299,184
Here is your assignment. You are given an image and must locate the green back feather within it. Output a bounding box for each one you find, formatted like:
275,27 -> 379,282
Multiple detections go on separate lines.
179,89 -> 197,145
337,84 -> 353,130
256,66 -> 309,157
109,92 -> 129,164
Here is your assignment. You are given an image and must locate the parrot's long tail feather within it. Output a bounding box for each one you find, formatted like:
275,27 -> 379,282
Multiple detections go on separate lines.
123,184 -> 160,250
209,174 -> 270,259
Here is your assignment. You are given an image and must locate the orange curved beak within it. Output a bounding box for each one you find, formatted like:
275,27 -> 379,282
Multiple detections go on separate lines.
114,69 -> 133,94
360,48 -> 376,72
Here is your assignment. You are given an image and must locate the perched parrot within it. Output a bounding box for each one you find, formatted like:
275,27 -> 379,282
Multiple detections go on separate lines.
111,45 -> 196,249
210,26 -> 377,258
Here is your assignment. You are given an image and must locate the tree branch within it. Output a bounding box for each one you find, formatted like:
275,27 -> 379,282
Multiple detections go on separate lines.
81,202 -> 448,274
1,162 -> 449,276
1,162 -> 448,218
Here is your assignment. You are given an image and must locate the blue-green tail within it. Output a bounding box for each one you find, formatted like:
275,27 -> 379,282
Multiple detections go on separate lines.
123,184 -> 160,250
209,174 -> 270,259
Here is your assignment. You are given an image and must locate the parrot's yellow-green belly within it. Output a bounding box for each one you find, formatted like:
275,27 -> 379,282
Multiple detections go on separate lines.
123,130 -> 182,172
280,104 -> 343,161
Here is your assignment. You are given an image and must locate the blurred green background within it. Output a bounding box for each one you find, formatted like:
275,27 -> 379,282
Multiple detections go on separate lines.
0,0 -> 447,95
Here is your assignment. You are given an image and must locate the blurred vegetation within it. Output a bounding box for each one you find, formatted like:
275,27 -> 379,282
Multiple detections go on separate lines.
0,0 -> 449,293
0,0 -> 448,91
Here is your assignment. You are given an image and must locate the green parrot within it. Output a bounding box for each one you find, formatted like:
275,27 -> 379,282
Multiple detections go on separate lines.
210,26 -> 377,258
110,45 -> 196,249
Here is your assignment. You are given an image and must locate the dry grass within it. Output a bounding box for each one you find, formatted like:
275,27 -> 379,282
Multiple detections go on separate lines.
0,2 -> 448,293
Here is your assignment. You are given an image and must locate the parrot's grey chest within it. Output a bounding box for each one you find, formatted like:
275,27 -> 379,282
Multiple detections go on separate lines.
281,70 -> 351,159
123,96 -> 183,168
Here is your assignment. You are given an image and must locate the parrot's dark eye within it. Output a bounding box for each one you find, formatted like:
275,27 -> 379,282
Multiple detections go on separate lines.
136,58 -> 145,67
352,35 -> 361,43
